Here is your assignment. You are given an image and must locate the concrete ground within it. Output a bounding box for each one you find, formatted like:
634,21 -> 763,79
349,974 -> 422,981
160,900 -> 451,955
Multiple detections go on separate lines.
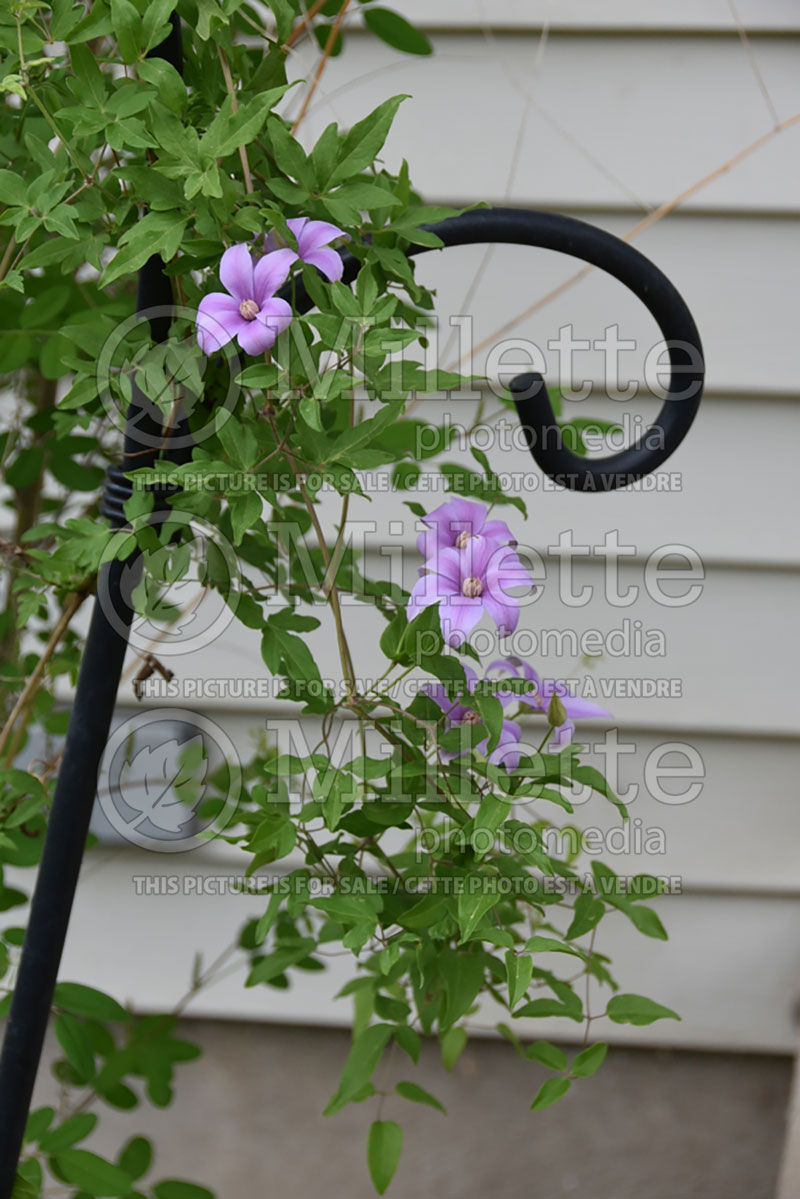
30,1020 -> 791,1198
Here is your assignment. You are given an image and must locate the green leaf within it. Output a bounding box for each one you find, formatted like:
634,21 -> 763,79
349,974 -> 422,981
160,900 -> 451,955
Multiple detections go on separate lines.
472,689 -> 503,754
514,998 -> 582,1022
228,491 -> 263,545
202,87 -> 291,159
456,889 -> 497,943
101,212 -> 186,287
606,994 -> 680,1026
236,363 -> 279,389
530,1077 -> 571,1111
52,1149 -> 133,1197
363,8 -> 433,55
393,1024 -> 420,1064
10,1172 -> 40,1199
311,120 -> 340,188
524,1041 -> 567,1071
195,0 -> 226,39
565,891 -> 605,941
571,763 -> 627,819
326,402 -> 403,464
118,1136 -> 152,1181
110,0 -> 142,62
141,0 -> 178,51
505,951 -> 533,1009
324,1024 -> 393,1115
523,935 -> 583,959
367,1120 -> 403,1195
395,1081 -> 445,1113
152,1184 -> 214,1199
253,892 -> 283,945
625,903 -> 668,941
263,0 -> 295,42
54,982 -> 128,1021
39,1113 -> 98,1153
267,116 -> 314,188
0,169 -> 27,207
440,950 -> 485,1026
440,1025 -> 467,1071
6,449 -> 43,489
570,1042 -> 607,1078
329,95 -> 408,186
24,1106 -> 54,1143
245,937 -> 311,985
138,58 -> 186,112
54,1014 -> 95,1082
262,615 -> 325,689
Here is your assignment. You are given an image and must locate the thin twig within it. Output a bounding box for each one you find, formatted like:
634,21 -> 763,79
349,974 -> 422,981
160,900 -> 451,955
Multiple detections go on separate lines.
265,410 -> 357,699
0,591 -> 86,764
728,0 -> 780,129
291,0 -> 351,136
285,0 -> 330,49
218,46 -> 253,194
447,111 -> 800,373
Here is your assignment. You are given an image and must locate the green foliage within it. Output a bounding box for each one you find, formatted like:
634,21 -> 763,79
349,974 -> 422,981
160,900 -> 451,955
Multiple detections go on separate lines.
367,1120 -> 403,1194
0,2 -> 677,1194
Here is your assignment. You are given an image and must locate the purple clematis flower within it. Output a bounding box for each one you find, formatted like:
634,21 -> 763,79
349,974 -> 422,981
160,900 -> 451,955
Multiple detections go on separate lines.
416,497 -> 517,562
409,535 -> 532,648
425,665 -> 523,769
265,217 -> 348,283
488,657 -> 611,751
196,244 -> 295,356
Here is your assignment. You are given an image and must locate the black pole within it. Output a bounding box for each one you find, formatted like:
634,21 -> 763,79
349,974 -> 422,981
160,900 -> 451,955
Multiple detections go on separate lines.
287,207 -> 704,490
0,21 -> 183,1193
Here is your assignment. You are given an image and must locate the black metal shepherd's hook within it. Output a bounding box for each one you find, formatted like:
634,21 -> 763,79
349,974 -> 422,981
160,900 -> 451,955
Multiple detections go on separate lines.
0,17 -> 704,1193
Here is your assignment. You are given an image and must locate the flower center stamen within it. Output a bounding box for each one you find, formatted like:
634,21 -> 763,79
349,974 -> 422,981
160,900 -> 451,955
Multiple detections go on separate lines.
239,299 -> 259,321
462,711 -> 481,725
455,530 -> 474,549
462,576 -> 483,598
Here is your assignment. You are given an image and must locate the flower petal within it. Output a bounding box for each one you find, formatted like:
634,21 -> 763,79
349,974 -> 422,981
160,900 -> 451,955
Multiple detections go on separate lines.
547,720 -> 575,752
296,219 -> 346,254
440,599 -> 482,648
256,296 -> 293,340
236,318 -> 280,356
196,292 -> 244,353
483,518 -> 517,546
459,535 -> 496,583
486,720 -> 522,768
487,546 -> 533,592
219,244 -> 254,302
483,593 -> 519,637
555,688 -> 612,721
285,217 -> 309,241
431,546 -> 464,589
253,248 -> 297,303
422,682 -> 451,713
303,246 -> 345,283
407,572 -> 442,615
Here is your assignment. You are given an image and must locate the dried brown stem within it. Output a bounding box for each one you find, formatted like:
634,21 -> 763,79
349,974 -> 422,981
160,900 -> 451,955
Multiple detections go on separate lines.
291,0 -> 351,136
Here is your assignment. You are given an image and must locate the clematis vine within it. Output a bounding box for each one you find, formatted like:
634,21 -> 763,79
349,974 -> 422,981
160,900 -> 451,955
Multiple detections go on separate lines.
196,243 -> 295,356
409,530 -> 533,648
265,216 -> 349,283
489,657 -> 611,750
425,666 -> 523,769
416,497 -> 517,563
